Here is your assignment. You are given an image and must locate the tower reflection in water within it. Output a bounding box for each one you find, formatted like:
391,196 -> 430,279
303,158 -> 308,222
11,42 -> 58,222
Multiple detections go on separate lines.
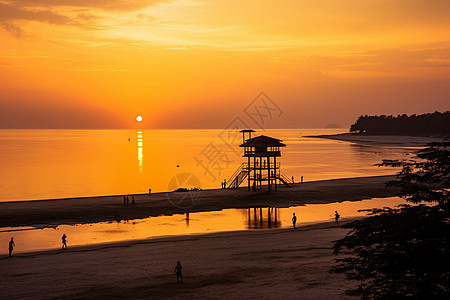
247,207 -> 281,229
137,131 -> 143,173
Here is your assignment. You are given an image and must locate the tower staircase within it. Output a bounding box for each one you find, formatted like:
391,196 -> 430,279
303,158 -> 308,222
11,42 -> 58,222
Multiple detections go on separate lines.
279,172 -> 293,188
226,163 -> 252,189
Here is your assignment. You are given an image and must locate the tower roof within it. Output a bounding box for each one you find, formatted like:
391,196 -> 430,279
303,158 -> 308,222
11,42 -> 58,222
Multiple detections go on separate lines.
240,135 -> 286,147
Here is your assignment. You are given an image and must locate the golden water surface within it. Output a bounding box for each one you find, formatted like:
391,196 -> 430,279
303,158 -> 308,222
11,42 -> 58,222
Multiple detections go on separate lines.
0,129 -> 416,202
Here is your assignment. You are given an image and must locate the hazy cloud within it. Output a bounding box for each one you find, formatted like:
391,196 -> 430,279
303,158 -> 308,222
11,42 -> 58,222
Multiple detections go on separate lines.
0,1 -> 166,37
0,3 -> 71,24
0,2 -> 74,36
312,46 -> 450,79
0,21 -> 24,37
76,13 -> 100,22
7,0 -> 166,11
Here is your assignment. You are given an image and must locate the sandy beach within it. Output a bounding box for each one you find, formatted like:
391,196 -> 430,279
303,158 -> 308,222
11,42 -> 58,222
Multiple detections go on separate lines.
309,133 -> 447,147
0,175 -> 397,228
0,221 -> 358,299
0,175 -> 400,299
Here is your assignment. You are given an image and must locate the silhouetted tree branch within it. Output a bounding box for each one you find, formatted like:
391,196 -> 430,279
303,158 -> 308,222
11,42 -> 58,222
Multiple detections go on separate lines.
331,143 -> 450,299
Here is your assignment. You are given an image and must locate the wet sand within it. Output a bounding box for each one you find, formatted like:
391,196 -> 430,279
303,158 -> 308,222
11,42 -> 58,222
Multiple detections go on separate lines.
0,221 -> 358,299
309,133 -> 447,147
0,175 -> 397,228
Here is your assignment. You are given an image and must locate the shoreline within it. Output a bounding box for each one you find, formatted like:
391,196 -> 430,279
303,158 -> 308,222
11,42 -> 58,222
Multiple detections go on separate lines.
0,175 -> 397,228
307,133 -> 447,147
0,219 -> 356,258
1,174 -> 394,205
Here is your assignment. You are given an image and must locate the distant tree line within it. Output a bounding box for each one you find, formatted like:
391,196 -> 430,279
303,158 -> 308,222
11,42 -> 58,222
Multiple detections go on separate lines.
349,111 -> 450,137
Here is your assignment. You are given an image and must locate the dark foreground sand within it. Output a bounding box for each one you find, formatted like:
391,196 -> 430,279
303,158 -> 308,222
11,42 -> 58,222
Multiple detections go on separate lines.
0,221 -> 358,300
0,175 -> 396,228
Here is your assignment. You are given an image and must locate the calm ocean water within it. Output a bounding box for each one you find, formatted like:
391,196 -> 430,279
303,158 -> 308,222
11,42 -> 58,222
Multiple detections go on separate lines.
0,129 -> 417,202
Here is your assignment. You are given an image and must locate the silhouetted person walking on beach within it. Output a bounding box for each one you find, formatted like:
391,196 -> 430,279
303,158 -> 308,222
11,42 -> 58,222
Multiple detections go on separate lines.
174,261 -> 183,283
291,176 -> 294,183
292,213 -> 297,229
132,196 -> 135,205
301,176 -> 303,183
8,237 -> 15,257
62,234 -> 68,249
335,211 -> 340,226
123,195 -> 126,205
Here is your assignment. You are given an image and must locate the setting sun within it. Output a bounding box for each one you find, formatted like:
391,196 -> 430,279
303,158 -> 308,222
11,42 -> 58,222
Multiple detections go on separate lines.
136,116 -> 143,122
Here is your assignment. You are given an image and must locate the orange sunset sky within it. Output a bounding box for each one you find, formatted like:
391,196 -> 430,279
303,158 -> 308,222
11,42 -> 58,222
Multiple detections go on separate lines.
1,0 -> 449,129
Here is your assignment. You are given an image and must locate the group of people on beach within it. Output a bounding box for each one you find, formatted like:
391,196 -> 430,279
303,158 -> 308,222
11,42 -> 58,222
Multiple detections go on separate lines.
8,234 -> 68,258
291,176 -> 304,184
291,210 -> 340,229
123,195 -> 135,205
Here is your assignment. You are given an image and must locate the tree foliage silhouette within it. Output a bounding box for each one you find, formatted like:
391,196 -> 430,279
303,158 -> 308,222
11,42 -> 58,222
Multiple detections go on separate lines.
331,143 -> 450,299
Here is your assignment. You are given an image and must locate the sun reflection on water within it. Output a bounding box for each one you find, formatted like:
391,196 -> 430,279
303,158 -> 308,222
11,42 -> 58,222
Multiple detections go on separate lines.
137,131 -> 143,173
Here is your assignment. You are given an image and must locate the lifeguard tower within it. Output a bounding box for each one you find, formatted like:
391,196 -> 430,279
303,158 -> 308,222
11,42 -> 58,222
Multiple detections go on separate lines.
227,130 -> 292,191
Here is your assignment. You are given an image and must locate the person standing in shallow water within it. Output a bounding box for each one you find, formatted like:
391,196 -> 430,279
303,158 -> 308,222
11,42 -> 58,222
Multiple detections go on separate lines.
335,211 -> 340,226
174,261 -> 183,283
292,213 -> 297,229
8,237 -> 15,257
62,234 -> 68,250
